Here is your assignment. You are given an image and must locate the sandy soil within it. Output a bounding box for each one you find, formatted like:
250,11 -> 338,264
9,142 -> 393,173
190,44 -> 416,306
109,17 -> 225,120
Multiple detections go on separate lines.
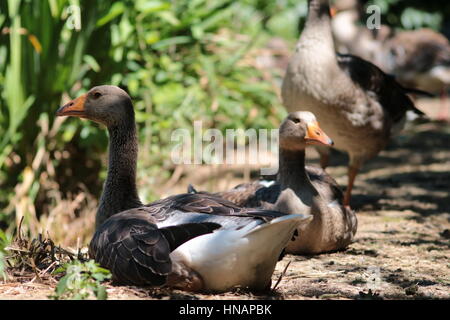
1,98 -> 449,300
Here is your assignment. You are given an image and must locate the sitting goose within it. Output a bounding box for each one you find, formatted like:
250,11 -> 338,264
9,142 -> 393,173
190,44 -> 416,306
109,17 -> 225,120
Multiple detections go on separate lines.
56,85 -> 310,292
281,0 -> 425,206
190,112 -> 357,254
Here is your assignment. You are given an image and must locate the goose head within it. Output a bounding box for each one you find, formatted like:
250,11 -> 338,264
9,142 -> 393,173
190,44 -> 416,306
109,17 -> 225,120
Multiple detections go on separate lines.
56,85 -> 133,127
279,111 -> 333,151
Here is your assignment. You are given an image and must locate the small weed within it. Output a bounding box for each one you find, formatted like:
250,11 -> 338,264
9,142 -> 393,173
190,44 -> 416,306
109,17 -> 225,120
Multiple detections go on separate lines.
358,289 -> 383,300
50,260 -> 111,300
405,284 -> 419,296
440,229 -> 450,239
4,218 -> 84,280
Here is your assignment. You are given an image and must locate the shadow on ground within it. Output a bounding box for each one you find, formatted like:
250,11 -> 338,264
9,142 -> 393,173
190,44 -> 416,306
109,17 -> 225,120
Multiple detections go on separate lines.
320,121 -> 450,215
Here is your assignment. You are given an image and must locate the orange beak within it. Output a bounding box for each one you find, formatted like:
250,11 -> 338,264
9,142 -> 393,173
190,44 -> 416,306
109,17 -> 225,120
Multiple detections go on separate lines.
330,7 -> 337,17
305,121 -> 334,146
56,93 -> 87,117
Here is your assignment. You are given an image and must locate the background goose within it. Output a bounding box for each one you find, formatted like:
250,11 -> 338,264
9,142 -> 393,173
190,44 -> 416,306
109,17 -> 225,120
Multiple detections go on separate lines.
331,0 -> 450,119
381,29 -> 450,120
190,112 -> 357,254
281,0 -> 425,207
56,85 -> 310,292
331,0 -> 391,60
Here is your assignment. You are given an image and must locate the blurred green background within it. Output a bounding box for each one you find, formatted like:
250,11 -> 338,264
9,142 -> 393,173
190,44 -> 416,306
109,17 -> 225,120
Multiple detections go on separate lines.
0,0 -> 449,246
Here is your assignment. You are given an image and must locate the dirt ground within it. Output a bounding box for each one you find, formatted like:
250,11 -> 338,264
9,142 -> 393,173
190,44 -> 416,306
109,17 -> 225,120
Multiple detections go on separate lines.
0,98 -> 449,300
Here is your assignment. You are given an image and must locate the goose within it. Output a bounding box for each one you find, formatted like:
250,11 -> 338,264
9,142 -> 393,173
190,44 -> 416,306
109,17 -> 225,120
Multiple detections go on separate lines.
189,112 -> 357,254
55,85 -> 311,292
281,0 -> 425,207
381,29 -> 450,120
331,0 -> 450,119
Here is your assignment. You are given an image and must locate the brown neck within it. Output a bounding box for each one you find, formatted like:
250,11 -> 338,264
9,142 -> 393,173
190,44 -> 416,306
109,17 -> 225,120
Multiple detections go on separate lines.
306,0 -> 332,24
278,148 -> 314,192
96,115 -> 142,229
277,147 -> 323,219
301,0 -> 334,49
296,0 -> 346,104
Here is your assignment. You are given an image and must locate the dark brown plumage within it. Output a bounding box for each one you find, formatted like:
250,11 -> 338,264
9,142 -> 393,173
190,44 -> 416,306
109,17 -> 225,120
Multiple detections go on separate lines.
189,181 -> 278,208
336,53 -> 425,123
90,211 -> 220,286
89,192 -> 295,289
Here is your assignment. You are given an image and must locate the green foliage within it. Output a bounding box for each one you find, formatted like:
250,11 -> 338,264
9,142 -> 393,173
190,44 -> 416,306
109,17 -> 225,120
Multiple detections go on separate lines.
0,0 -> 120,231
0,0 -> 302,232
0,230 -> 11,280
50,259 -> 111,300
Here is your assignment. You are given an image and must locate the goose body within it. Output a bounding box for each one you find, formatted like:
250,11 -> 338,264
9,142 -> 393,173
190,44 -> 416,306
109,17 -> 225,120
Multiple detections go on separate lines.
56,85 -> 310,292
281,0 -> 424,206
167,213 -> 304,291
190,112 -> 357,254
382,29 -> 450,94
91,194 -> 307,291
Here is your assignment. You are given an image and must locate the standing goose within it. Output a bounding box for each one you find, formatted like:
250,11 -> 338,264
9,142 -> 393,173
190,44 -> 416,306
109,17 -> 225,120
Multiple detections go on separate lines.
281,0 -> 425,206
56,85 -> 310,292
190,112 -> 357,254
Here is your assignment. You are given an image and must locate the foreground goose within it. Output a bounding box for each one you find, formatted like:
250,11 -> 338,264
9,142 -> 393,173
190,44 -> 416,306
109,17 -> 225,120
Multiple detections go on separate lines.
282,0 -> 425,206
190,112 -> 357,254
56,85 -> 311,292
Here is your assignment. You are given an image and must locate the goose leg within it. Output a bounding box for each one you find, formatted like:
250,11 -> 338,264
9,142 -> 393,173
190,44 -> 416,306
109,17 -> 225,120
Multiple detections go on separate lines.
343,164 -> 359,208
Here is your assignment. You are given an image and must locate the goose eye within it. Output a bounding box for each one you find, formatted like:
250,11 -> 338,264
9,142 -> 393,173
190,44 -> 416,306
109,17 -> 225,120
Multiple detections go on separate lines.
292,118 -> 300,124
93,92 -> 102,99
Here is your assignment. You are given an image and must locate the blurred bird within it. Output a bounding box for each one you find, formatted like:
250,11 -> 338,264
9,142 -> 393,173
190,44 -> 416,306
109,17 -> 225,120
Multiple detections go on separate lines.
331,0 -> 450,120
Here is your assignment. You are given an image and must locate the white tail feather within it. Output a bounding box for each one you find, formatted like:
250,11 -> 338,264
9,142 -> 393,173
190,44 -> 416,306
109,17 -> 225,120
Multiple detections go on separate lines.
171,213 -> 312,292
